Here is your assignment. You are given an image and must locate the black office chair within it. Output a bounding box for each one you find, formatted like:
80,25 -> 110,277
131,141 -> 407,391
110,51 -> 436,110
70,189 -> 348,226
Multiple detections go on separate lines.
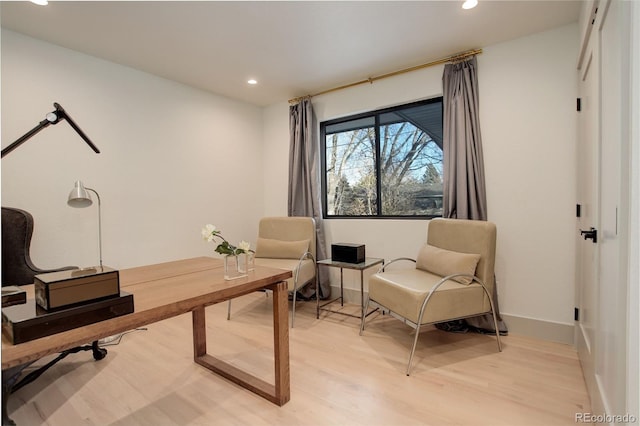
1,207 -> 78,286
1,207 -> 107,425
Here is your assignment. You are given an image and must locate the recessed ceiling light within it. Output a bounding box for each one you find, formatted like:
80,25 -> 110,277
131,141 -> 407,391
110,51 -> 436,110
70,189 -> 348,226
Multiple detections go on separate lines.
462,0 -> 478,9
247,79 -> 258,85
30,0 -> 48,5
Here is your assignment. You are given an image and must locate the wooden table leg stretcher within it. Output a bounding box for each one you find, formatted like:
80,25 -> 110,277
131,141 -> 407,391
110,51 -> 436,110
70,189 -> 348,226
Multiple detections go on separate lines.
192,280 -> 290,406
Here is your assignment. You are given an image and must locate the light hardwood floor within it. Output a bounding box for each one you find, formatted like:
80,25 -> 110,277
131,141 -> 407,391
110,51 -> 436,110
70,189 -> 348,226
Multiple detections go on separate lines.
6,292 -> 590,425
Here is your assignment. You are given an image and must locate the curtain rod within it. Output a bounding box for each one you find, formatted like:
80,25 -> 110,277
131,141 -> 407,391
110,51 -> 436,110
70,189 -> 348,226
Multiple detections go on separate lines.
288,48 -> 482,105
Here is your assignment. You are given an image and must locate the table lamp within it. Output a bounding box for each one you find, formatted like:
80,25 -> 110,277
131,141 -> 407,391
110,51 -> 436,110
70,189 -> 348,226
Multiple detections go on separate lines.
67,180 -> 103,270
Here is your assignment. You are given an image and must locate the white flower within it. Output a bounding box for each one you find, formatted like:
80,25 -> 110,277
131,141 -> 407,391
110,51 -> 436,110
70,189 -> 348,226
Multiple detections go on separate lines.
202,224 -> 252,256
201,224 -> 217,242
238,241 -> 251,253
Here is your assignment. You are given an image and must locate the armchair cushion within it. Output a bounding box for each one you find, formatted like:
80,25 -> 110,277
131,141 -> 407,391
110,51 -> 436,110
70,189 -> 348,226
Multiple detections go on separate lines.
368,269 -> 486,325
255,237 -> 310,259
415,244 -> 480,285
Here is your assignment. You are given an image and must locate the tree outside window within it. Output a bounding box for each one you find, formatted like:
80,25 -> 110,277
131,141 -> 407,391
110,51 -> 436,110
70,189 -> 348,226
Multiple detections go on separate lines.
322,98 -> 443,218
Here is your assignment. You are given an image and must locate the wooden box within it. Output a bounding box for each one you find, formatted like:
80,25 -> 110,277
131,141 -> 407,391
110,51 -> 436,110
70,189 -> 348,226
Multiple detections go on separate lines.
35,267 -> 120,311
2,291 -> 134,344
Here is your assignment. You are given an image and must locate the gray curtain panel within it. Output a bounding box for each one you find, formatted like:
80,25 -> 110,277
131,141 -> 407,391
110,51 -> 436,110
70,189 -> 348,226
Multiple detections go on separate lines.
442,56 -> 507,334
443,56 -> 488,220
288,99 -> 330,299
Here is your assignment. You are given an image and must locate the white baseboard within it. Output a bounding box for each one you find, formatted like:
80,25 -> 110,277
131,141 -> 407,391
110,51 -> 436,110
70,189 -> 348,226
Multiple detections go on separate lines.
499,313 -> 574,345
332,285 -> 575,345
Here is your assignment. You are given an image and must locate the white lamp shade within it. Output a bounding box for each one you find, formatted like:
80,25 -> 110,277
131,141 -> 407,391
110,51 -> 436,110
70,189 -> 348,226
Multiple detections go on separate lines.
68,180 -> 93,208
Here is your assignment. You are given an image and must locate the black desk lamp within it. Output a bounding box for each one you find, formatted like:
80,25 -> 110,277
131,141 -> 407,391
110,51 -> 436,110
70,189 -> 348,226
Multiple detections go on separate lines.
1,102 -> 100,158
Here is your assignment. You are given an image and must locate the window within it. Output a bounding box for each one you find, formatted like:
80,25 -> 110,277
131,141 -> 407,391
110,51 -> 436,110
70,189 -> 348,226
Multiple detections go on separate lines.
321,98 -> 443,218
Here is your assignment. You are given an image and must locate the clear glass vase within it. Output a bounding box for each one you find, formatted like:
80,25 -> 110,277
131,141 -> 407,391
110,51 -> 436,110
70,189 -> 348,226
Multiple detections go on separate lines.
224,253 -> 248,280
247,251 -> 255,272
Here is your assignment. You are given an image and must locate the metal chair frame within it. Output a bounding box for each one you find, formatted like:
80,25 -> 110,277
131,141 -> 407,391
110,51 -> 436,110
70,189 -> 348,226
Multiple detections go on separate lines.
360,258 -> 502,376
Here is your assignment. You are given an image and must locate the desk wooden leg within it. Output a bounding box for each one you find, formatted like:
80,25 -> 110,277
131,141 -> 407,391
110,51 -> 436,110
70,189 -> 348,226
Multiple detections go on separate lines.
191,282 -> 290,406
268,280 -> 290,405
192,306 -> 207,358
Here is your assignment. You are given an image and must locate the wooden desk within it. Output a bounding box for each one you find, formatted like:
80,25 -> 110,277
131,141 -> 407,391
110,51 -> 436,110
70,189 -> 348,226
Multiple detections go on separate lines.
2,257 -> 293,408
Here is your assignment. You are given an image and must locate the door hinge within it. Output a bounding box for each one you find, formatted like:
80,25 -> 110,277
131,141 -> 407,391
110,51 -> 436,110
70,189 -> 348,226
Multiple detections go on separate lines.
574,307 -> 580,321
577,98 -> 582,112
576,204 -> 581,218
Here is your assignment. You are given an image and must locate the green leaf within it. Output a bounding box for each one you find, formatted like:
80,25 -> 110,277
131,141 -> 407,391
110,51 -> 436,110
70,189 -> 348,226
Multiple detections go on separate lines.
214,241 -> 236,256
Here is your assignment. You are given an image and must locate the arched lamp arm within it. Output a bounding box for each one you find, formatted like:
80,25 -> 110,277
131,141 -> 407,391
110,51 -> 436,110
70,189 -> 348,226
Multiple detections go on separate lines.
1,102 -> 100,158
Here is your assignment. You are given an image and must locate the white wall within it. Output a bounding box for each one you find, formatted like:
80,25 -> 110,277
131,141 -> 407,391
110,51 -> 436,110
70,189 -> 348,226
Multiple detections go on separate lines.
481,25 -> 578,329
263,24 -> 579,335
1,30 -> 265,270
262,102 -> 290,216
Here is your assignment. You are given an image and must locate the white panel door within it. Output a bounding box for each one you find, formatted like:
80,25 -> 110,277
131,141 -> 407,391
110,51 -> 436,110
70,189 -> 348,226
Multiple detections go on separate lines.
576,0 -> 632,416
596,0 -> 628,415
576,3 -> 600,411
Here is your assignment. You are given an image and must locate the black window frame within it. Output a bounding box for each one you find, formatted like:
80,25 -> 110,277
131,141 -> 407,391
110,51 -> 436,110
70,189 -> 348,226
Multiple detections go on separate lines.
320,97 -> 444,219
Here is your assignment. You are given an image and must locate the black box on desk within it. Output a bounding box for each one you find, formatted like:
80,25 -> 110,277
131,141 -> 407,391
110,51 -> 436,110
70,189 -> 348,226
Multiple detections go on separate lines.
331,243 -> 365,264
2,291 -> 134,344
2,286 -> 26,308
34,266 -> 120,311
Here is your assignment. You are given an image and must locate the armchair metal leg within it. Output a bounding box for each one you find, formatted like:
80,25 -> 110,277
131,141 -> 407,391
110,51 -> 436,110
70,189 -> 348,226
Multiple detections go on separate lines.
359,295 -> 421,376
491,310 -> 502,352
484,286 -> 503,352
406,323 -> 423,376
315,276 -> 320,319
359,296 -> 371,336
405,275 -> 503,376
291,289 -> 297,328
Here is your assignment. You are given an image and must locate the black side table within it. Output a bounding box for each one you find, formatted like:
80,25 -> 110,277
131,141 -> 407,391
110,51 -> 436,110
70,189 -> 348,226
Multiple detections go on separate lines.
317,257 -> 384,320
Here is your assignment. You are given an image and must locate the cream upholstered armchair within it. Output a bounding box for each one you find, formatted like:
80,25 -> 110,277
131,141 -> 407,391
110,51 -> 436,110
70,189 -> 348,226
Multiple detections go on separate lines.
360,218 -> 502,375
227,216 -> 317,327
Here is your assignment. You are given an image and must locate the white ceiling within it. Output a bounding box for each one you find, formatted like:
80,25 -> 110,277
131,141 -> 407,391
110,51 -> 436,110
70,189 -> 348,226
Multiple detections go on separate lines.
1,1 -> 581,107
